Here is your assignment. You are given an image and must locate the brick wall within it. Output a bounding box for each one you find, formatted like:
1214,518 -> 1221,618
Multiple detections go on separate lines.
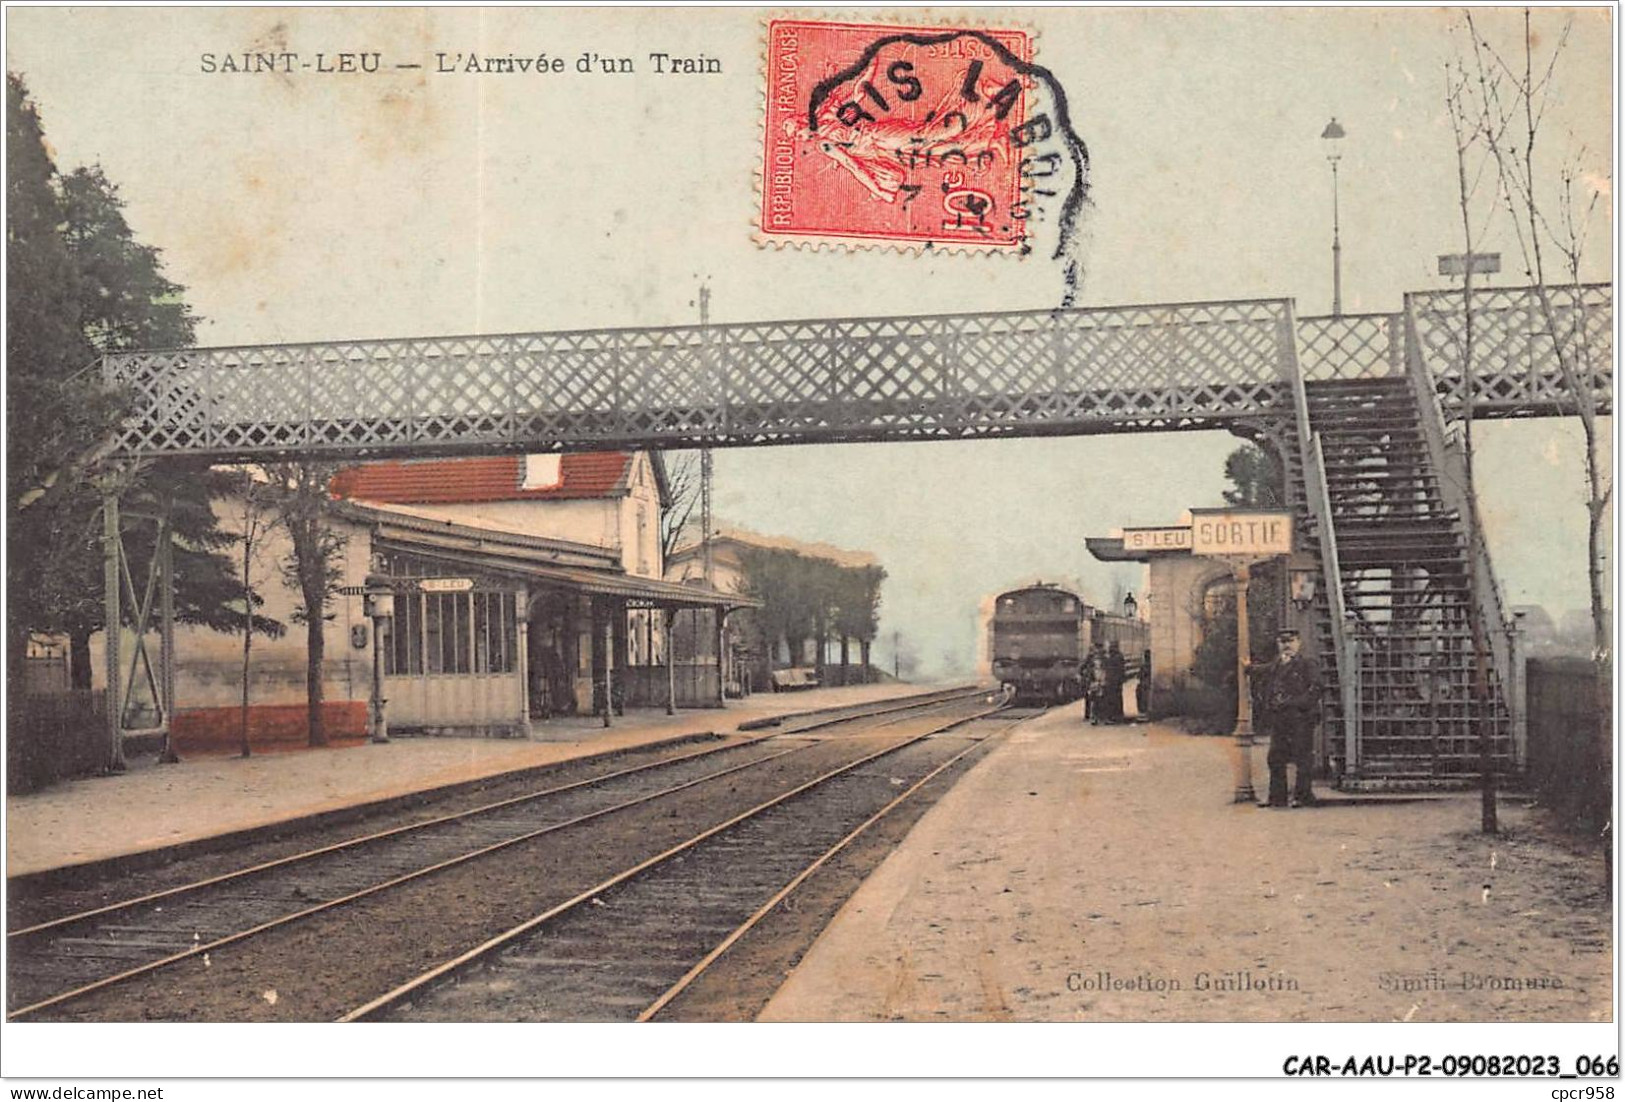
172,701 -> 369,756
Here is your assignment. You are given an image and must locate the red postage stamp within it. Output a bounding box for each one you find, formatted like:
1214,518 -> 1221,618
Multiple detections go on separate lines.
760,19 -> 1036,250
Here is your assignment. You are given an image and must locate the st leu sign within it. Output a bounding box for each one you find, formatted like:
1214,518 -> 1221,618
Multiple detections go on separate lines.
1122,526 -> 1193,553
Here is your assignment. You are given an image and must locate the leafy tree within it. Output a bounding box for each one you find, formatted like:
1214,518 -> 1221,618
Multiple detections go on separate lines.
737,546 -> 886,682
6,72 -> 111,690
60,166 -> 198,352
7,75 -> 279,708
265,462 -> 347,747
1221,443 -> 1286,508
834,563 -> 887,682
737,547 -> 805,666
1190,565 -> 1285,726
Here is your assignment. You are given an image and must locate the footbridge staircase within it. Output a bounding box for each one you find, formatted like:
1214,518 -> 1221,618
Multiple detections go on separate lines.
1290,285 -> 1610,785
98,283 -> 1611,784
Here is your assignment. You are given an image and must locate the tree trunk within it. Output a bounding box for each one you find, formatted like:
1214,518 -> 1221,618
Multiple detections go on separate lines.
240,620 -> 253,758
306,597 -> 327,746
69,630 -> 92,691
239,526 -> 254,757
840,634 -> 850,685
861,638 -> 872,683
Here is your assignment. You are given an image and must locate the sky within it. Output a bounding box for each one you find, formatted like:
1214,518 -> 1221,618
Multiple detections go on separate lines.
7,6 -> 1614,676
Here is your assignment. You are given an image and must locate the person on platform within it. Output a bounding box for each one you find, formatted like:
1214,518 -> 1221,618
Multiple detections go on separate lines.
1250,628 -> 1322,808
1135,648 -> 1152,719
1102,641 -> 1127,724
1082,642 -> 1105,724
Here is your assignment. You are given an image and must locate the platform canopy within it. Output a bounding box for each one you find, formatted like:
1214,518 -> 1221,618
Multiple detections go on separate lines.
343,502 -> 760,612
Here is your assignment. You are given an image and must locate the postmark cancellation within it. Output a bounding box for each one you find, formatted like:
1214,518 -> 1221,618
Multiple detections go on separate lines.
759,18 -> 1041,252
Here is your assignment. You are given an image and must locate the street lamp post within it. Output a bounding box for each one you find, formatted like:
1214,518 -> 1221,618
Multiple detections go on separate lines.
1231,560 -> 1258,803
1321,117 -> 1346,317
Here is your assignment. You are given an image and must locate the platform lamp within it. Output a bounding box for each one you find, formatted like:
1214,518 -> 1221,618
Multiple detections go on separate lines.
1321,117 -> 1347,317
1289,564 -> 1318,611
1122,591 -> 1138,619
364,574 -> 395,744
1287,558 -> 1320,666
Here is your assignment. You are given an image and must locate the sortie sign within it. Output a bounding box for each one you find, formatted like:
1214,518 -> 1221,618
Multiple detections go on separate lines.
1189,509 -> 1293,557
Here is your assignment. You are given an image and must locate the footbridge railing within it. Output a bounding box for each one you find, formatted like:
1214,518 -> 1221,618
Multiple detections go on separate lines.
1408,282 -> 1613,419
103,284 -> 1610,465
103,298 -> 1302,463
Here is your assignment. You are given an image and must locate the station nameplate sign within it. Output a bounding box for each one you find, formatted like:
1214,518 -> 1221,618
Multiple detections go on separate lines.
1122,526 -> 1192,553
1190,510 -> 1293,557
419,577 -> 475,593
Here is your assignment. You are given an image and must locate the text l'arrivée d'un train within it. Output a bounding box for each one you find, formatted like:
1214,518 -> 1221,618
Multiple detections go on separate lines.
199,51 -> 723,76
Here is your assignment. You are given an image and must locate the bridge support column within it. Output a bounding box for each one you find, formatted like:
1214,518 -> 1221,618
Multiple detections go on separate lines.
158,522 -> 180,764
665,610 -> 676,716
102,494 -> 126,773
513,588 -> 531,739
716,611 -> 728,707
601,615 -> 613,729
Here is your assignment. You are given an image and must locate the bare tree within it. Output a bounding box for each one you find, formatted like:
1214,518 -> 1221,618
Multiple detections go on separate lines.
660,451 -> 702,563
1444,42 -> 1507,834
1463,10 -> 1609,663
231,470 -> 282,757
1457,9 -> 1612,837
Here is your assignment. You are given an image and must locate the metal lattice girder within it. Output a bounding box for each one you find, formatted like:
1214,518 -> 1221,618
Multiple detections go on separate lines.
104,299 -> 1299,462
1296,313 -> 1405,381
1406,282 -> 1613,418
102,284 -> 1611,463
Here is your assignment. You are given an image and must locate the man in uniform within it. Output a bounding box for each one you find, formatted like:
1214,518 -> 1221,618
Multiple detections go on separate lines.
1082,642 -> 1106,724
1102,641 -> 1127,724
1251,628 -> 1322,808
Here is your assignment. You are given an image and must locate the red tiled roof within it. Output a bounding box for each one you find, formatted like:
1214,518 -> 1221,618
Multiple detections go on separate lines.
330,453 -> 633,504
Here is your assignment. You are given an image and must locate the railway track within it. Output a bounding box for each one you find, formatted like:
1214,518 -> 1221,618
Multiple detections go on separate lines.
348,703 -> 1025,1022
7,687 -> 996,1021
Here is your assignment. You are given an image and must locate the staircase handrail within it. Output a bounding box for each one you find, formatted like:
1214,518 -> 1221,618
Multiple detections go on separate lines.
1284,304 -> 1354,755
1310,432 -> 1360,772
1307,435 -> 1352,634
1401,294 -> 1513,691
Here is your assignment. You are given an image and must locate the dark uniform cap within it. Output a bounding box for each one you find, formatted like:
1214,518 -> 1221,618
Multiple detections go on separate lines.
1276,628 -> 1301,639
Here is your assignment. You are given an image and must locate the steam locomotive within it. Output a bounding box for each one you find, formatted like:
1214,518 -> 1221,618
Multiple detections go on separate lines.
989,584 -> 1149,705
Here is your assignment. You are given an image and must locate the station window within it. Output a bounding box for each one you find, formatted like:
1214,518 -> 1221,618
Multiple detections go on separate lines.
386,588 -> 517,676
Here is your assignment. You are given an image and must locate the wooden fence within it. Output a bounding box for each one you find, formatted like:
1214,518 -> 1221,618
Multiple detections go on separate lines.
1525,657 -> 1611,833
8,691 -> 107,794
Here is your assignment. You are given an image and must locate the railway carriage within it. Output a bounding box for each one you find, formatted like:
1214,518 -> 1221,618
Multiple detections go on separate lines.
989,584 -> 1148,705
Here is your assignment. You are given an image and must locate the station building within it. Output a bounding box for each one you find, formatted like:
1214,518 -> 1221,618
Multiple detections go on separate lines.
94,452 -> 752,753
1086,531 -> 1289,720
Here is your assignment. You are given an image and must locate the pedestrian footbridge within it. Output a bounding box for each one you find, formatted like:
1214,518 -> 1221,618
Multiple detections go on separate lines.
97,282 -> 1612,785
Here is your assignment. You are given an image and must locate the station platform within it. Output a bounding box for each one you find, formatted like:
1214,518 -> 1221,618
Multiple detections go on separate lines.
759,705 -> 1613,1023
4,681 -> 920,881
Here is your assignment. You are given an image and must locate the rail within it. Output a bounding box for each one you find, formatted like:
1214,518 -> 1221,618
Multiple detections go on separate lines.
339,695 -> 1008,1021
